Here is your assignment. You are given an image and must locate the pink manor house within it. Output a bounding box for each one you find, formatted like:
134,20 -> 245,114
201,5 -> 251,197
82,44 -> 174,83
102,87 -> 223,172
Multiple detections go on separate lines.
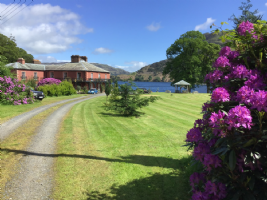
5,55 -> 111,90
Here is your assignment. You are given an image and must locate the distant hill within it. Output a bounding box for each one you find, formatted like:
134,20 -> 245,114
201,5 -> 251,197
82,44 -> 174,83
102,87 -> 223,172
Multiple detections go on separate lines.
91,63 -> 131,76
204,30 -> 235,47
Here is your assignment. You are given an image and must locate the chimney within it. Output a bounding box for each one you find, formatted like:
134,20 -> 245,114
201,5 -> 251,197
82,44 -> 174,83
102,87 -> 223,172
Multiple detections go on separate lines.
33,59 -> 41,64
17,58 -> 25,64
80,56 -> 88,62
71,55 -> 80,63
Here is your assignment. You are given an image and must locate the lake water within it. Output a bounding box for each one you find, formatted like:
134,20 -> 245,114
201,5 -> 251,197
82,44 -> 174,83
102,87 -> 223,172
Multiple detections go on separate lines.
117,81 -> 207,93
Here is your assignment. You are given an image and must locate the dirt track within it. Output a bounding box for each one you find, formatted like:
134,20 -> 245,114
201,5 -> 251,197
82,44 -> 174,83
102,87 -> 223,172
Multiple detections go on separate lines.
1,93 -> 104,200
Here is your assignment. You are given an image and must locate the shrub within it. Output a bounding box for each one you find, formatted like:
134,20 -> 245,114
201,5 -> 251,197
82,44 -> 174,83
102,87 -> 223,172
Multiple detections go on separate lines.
0,76 -> 34,105
185,20 -> 267,200
37,80 -> 76,97
37,78 -> 61,87
76,85 -> 81,92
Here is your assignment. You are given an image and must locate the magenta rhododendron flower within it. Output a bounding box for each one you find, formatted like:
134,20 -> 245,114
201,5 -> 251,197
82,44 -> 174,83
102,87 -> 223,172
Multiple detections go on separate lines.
209,110 -> 227,137
226,105 -> 253,130
205,70 -> 223,83
219,46 -> 231,57
236,86 -> 255,104
250,90 -> 267,112
229,64 -> 249,79
213,56 -> 230,68
193,142 -> 211,162
228,50 -> 240,60
203,154 -> 222,171
186,127 -> 203,142
190,172 -> 206,188
244,70 -> 266,90
211,87 -> 230,103
37,78 -> 61,87
237,21 -> 254,36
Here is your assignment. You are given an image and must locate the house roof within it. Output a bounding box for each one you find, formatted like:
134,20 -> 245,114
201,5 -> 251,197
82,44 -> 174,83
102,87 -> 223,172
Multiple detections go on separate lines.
5,62 -> 110,73
174,80 -> 191,85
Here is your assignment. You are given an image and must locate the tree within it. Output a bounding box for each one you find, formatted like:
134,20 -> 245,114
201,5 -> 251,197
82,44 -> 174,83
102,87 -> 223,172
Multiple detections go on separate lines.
135,74 -> 144,82
0,55 -> 14,77
148,75 -> 152,82
161,76 -> 166,82
163,31 -> 220,89
105,81 -> 159,116
0,33 -> 34,64
153,77 -> 161,82
228,0 -> 263,31
104,82 -> 112,102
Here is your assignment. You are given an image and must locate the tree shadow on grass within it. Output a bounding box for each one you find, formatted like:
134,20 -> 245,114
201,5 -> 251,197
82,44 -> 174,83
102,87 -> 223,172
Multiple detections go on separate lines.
1,148 -> 193,170
98,112 -> 145,118
84,157 -> 196,200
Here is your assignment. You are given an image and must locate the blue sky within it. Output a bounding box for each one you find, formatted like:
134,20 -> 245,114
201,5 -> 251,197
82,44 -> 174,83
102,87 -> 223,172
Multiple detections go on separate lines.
0,0 -> 266,72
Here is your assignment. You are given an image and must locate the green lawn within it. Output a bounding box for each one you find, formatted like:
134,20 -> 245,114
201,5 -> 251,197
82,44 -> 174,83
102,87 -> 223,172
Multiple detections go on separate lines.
0,94 -> 88,124
53,93 -> 210,200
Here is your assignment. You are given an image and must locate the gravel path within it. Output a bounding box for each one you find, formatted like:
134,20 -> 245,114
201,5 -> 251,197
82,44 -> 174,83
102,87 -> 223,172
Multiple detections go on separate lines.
3,93 -> 104,200
0,95 -> 89,141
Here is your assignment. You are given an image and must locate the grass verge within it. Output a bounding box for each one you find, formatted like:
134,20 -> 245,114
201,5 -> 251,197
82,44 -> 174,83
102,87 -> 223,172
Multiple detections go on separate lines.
53,93 -> 209,200
0,94 -> 89,124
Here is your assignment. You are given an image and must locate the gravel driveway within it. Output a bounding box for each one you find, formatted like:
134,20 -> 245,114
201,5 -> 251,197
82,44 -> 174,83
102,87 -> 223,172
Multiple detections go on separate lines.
2,93 -> 105,200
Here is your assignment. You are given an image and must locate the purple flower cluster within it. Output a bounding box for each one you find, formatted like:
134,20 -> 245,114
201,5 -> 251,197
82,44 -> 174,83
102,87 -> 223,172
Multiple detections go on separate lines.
219,46 -> 231,57
190,173 -> 227,200
213,56 -> 230,68
186,127 -> 202,142
236,86 -> 255,104
209,110 -> 226,137
37,78 -> 61,87
244,70 -> 266,90
237,21 -> 254,36
205,70 -> 223,84
0,76 -> 34,105
226,105 -> 253,130
229,64 -> 250,79
250,90 -> 267,112
211,87 -> 230,103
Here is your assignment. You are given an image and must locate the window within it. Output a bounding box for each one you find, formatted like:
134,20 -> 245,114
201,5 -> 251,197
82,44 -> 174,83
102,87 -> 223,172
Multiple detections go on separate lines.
50,72 -> 54,78
77,73 -> 81,79
34,72 -> 37,80
22,72 -> 26,80
63,72 -> 67,79
91,73 -> 93,79
105,74 -> 107,80
98,73 -> 100,78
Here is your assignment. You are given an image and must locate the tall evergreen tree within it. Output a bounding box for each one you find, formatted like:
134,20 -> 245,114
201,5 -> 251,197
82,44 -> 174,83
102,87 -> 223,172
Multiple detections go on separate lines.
229,0 -> 264,31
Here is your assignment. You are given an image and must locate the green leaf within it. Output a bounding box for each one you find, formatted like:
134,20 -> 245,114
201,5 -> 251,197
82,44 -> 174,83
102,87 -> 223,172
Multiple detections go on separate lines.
243,190 -> 256,200
248,176 -> 255,191
229,150 -> 236,171
243,137 -> 257,147
212,147 -> 228,155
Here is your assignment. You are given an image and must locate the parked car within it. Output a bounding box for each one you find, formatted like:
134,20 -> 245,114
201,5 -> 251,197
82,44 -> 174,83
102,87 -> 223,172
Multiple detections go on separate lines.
138,88 -> 149,93
88,88 -> 98,94
31,90 -> 45,100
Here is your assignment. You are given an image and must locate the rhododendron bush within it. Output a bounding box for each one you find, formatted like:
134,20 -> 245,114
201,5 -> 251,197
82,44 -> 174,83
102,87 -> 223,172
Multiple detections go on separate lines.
0,76 -> 34,105
185,20 -> 267,200
37,78 -> 61,87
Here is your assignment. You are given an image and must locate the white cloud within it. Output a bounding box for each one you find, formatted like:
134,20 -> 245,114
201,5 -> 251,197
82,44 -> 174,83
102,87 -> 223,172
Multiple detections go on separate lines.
92,47 -> 114,54
35,55 -> 70,63
115,61 -> 148,72
146,22 -> 161,32
265,3 -> 267,6
0,3 -> 93,55
76,4 -> 82,8
195,18 -> 216,31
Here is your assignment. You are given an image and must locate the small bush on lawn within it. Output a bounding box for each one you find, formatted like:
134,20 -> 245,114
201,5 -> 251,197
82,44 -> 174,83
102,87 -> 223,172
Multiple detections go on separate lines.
0,76 -> 34,105
37,80 -> 76,97
185,20 -> 267,200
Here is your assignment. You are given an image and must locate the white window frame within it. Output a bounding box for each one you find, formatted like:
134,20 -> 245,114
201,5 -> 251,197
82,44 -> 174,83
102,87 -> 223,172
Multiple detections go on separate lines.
98,73 -> 100,78
77,72 -> 81,79
50,72 -> 54,78
91,73 -> 93,79
22,71 -> 26,80
105,74 -> 107,80
63,72 -> 67,79
34,72 -> 37,80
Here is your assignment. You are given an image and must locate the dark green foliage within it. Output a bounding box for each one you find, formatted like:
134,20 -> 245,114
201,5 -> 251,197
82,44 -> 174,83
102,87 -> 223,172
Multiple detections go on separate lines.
105,83 -> 112,102
105,81 -> 159,116
163,31 -> 221,89
229,0 -> 263,31
148,75 -> 152,82
135,74 -> 144,82
76,85 -> 81,92
153,77 -> 161,82
37,81 -> 76,97
23,77 -> 36,88
0,55 -> 14,78
0,33 -> 33,63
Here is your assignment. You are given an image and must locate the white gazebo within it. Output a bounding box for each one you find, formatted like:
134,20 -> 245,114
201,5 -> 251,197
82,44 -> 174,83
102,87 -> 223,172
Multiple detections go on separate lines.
174,80 -> 191,93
